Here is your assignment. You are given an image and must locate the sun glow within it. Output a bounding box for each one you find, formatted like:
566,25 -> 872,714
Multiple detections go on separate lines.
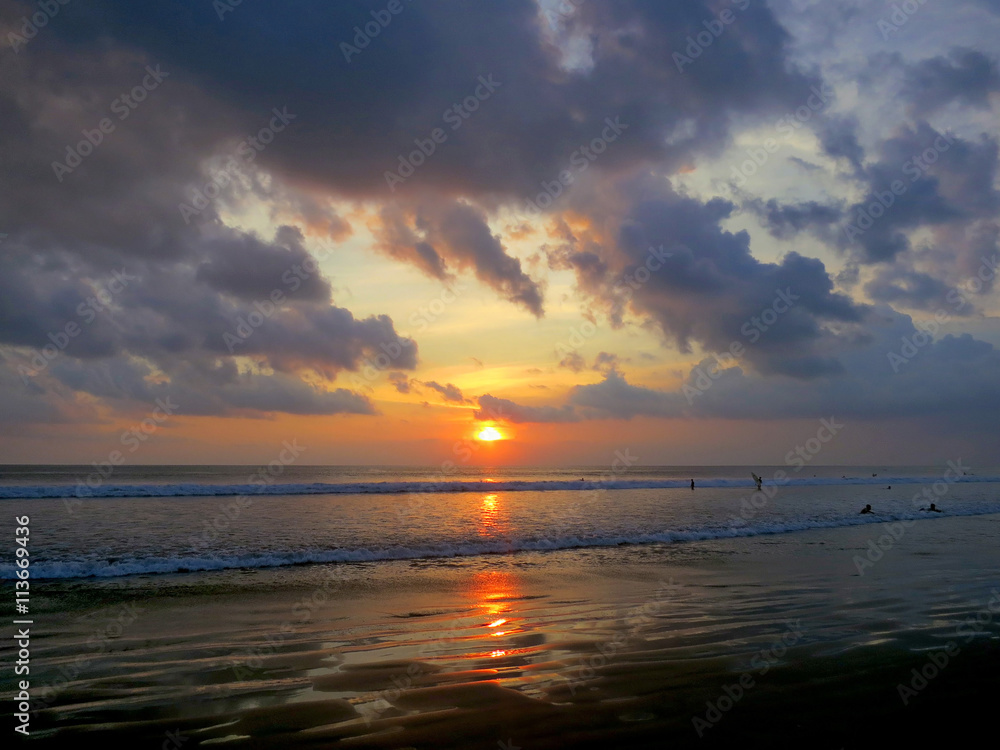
476,426 -> 505,441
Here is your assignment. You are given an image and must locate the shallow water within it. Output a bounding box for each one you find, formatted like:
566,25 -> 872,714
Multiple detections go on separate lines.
4,514 -> 998,747
2,465 -> 998,579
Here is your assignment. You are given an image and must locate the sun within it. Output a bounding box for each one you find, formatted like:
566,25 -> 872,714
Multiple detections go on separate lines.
476,426 -> 505,441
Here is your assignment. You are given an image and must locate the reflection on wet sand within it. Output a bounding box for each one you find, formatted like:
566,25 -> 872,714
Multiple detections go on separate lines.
15,517 -> 1000,749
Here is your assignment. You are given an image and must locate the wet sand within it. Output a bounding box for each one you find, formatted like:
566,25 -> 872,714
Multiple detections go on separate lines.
7,514 -> 1000,748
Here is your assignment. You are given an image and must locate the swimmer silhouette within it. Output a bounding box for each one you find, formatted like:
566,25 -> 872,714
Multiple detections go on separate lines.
920,503 -> 942,513
860,504 -> 873,514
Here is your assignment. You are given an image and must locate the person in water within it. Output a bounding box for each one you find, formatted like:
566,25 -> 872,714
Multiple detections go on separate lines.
751,472 -> 762,491
860,504 -> 873,514
920,503 -> 942,513
690,479 -> 695,490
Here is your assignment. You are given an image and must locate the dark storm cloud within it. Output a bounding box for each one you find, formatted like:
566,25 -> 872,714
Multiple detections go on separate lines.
899,48 -> 1000,116
375,205 -> 450,280
0,37 -> 240,263
558,351 -> 585,372
569,368 -> 683,419
744,198 -> 843,241
554,178 -> 866,379
427,201 -> 545,316
4,0 -> 1000,437
0,5 -> 418,420
388,372 -> 412,394
33,0 -> 822,202
0,353 -> 88,428
474,394 -> 579,424
788,156 -> 822,173
7,355 -> 377,419
476,307 -> 1000,433
840,122 -> 1000,263
0,231 -> 416,374
816,115 -> 865,172
420,380 -> 468,404
862,219 -> 999,313
373,200 -> 545,315
2,0 -> 821,346
195,226 -> 331,302
761,121 -> 1000,275
591,352 -> 621,373
864,265 -> 977,315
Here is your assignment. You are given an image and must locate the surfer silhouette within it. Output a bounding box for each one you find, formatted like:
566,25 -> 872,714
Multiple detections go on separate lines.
920,503 -> 942,513
860,504 -> 873,514
691,479 -> 695,490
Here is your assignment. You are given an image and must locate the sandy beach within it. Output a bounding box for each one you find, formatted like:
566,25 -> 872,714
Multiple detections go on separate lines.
8,512 -> 999,748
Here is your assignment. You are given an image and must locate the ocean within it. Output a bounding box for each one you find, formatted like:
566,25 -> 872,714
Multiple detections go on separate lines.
1,464 -> 996,580
3,464 -> 999,748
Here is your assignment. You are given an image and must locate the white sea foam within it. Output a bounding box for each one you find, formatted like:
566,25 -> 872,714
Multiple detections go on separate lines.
5,504 -> 999,580
2,474 -> 997,499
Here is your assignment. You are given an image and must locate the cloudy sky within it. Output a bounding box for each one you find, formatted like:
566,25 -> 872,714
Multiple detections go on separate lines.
1,0 -> 999,466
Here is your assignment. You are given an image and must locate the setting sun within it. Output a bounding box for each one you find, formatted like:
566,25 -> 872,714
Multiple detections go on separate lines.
476,426 -> 505,441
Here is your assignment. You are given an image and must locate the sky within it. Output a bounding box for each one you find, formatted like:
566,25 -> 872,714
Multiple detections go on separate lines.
1,0 -> 999,466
